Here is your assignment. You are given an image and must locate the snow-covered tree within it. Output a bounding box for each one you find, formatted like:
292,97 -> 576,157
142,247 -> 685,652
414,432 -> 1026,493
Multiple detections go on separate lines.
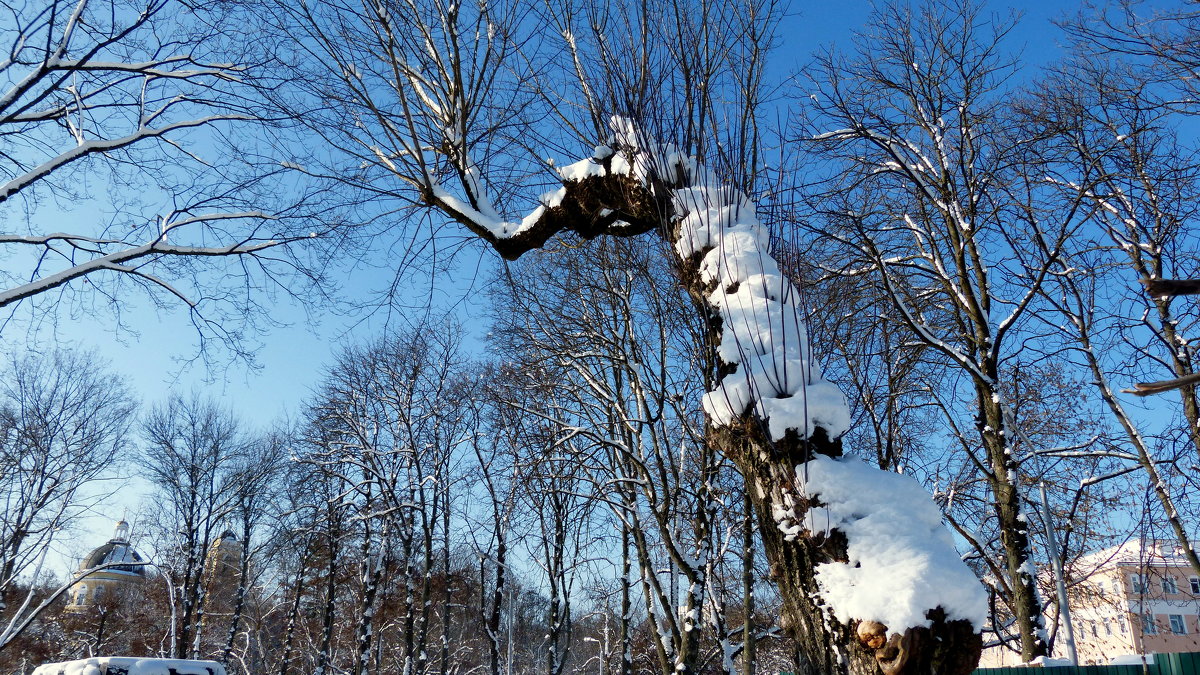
0,349 -> 135,606
140,394 -> 249,659
797,1 -> 1080,660
277,0 -> 988,672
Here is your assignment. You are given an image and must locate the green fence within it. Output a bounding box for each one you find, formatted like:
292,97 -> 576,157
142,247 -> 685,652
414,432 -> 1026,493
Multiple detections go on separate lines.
976,652 -> 1200,675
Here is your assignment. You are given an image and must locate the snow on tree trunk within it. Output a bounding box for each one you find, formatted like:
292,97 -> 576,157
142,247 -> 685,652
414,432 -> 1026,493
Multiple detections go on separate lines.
435,117 -> 985,675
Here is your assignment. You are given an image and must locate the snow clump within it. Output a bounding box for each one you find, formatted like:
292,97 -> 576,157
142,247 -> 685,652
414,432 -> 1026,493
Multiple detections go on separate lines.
672,182 -> 850,441
799,455 -> 987,631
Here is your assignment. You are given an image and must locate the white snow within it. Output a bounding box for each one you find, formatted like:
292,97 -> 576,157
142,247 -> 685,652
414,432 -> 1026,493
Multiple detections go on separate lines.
1025,656 -> 1076,667
33,659 -> 226,675
1109,654 -> 1154,666
672,181 -> 850,441
557,157 -> 608,181
798,455 -> 987,632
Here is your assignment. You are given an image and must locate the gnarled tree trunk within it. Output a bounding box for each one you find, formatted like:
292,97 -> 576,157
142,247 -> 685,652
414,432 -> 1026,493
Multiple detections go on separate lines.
449,133 -> 983,675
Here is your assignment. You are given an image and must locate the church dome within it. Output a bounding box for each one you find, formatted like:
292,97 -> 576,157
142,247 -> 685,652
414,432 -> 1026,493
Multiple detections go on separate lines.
66,518 -> 148,611
80,519 -> 146,577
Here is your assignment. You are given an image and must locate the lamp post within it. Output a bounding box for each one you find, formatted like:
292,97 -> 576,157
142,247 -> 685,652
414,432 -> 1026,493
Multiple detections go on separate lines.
583,637 -> 602,675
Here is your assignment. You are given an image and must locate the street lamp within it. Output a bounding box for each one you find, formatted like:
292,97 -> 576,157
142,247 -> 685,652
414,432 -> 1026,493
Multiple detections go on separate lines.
583,637 -> 603,675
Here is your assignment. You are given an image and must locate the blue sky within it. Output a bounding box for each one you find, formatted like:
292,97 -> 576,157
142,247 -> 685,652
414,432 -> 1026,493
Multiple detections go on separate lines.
28,0 -> 1176,574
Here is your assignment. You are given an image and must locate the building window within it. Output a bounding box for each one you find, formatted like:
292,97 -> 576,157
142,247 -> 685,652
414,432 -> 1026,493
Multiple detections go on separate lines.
1191,577 -> 1200,594
1171,614 -> 1187,634
1105,619 -> 1112,636
1163,577 -> 1179,594
1143,613 -> 1158,634
1121,618 -> 1128,634
1132,574 -> 1148,593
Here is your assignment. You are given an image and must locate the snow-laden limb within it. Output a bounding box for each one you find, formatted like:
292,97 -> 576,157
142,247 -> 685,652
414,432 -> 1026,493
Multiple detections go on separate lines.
797,455 -> 986,632
455,118 -> 981,646
450,118 -> 850,441
672,181 -> 851,441
33,658 -> 225,675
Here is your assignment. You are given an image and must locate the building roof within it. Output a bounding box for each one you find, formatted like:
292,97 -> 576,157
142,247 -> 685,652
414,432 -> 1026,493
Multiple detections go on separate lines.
80,519 -> 147,577
1077,539 -> 1197,572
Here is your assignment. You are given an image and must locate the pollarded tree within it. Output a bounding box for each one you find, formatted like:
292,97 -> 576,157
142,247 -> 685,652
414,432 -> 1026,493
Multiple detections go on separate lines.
277,0 -> 987,673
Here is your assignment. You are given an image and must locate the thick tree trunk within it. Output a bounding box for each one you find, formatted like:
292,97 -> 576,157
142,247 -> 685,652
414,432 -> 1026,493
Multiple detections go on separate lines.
713,425 -> 981,675
978,388 -> 1046,662
664,167 -> 982,675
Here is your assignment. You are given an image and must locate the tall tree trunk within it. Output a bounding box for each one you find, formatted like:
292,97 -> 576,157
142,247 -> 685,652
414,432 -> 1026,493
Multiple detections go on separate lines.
441,479 -> 451,675
315,515 -> 341,675
353,520 -> 381,675
277,552 -> 309,675
742,490 -> 756,675
223,520 -> 253,668
619,519 -> 632,675
978,392 -> 1045,661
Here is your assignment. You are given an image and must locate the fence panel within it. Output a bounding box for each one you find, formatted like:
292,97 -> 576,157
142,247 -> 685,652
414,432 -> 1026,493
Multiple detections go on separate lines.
973,653 -> 1199,675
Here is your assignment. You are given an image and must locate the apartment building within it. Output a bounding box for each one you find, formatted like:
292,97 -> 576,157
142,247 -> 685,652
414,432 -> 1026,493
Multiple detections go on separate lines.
981,541 -> 1200,666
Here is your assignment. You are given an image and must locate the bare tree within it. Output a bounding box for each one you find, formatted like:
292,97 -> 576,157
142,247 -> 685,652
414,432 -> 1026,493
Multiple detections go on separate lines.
220,433 -> 289,672
0,348 -> 135,613
301,324 -> 476,675
0,0 -> 323,354
490,235 -> 751,675
141,394 -> 249,659
794,1 -> 1106,660
1021,6 -> 1200,584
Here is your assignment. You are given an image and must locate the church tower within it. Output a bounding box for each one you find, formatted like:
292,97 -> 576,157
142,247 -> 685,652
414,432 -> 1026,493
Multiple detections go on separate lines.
201,530 -> 243,619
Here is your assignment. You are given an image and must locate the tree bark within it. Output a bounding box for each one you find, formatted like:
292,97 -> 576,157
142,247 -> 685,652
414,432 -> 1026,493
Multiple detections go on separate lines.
714,421 -> 981,675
